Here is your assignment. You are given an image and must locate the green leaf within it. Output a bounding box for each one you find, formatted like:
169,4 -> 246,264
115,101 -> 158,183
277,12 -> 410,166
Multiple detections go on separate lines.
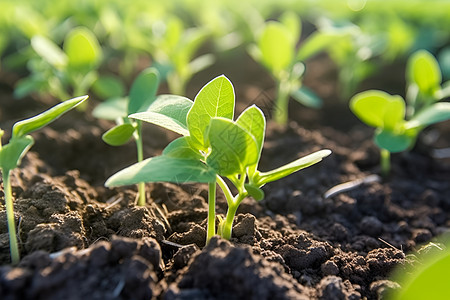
279,11 -> 301,45
290,86 -> 323,108
383,96 -> 406,131
256,149 -> 331,185
244,183 -> 265,201
130,94 -> 193,135
189,54 -> 215,74
102,124 -> 135,146
64,27 -> 102,70
12,95 -> 88,138
406,102 -> 450,129
92,75 -> 125,99
374,129 -> 415,153
175,28 -> 209,67
187,75 -> 235,150
128,68 -> 160,114
31,35 -> 68,69
105,156 -> 216,186
206,118 -> 258,176
407,50 -> 442,96
92,97 -> 128,121
130,111 -> 189,136
0,136 -> 34,171
14,77 -> 46,99
259,21 -> 294,72
392,246 -> 450,300
162,136 -> 203,160
147,95 -> 193,127
350,90 -> 405,130
236,105 -> 266,159
297,31 -> 347,61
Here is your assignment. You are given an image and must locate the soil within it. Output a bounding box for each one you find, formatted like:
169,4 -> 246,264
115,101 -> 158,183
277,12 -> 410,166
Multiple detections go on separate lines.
1,51 -> 450,300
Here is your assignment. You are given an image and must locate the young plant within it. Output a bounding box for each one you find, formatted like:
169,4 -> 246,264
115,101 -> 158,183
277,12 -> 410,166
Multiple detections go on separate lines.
350,50 -> 450,176
0,95 -> 88,264
150,16 -> 214,95
15,27 -> 102,107
248,11 -> 328,125
92,68 -> 160,206
105,75 -> 331,244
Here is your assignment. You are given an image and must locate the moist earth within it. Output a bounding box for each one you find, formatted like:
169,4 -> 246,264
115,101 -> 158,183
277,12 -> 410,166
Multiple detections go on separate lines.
1,54 -> 450,299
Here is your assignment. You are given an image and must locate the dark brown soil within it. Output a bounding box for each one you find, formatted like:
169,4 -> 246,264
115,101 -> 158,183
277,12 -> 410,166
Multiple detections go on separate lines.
1,53 -> 450,299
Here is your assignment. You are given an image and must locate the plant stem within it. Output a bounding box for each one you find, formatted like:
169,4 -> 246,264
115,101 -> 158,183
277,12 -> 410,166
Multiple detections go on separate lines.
206,181 -> 216,243
380,148 -> 391,178
3,170 -> 20,264
274,79 -> 290,125
167,73 -> 186,95
135,122 -> 146,206
221,193 -> 246,240
216,176 -> 234,206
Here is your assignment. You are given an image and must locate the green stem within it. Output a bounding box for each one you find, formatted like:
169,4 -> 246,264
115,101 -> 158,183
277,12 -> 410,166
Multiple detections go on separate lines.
274,80 -> 290,125
380,149 -> 391,178
221,193 -> 246,240
206,181 -> 216,243
167,73 -> 186,95
216,175 -> 234,206
3,170 -> 20,264
135,122 -> 146,206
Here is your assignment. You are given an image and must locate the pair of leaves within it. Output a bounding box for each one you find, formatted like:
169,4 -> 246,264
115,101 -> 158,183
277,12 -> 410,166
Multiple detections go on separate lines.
351,90 -> 413,152
106,75 -> 331,194
249,13 -> 323,110
351,90 -> 450,152
107,75 -> 263,186
31,27 -> 101,71
0,96 -> 87,172
93,68 -> 160,146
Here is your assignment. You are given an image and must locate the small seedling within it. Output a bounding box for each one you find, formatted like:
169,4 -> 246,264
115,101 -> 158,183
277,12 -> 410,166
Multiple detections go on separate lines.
0,95 -> 88,264
248,11 -> 334,125
93,68 -> 160,206
15,27 -> 102,106
105,75 -> 331,244
350,50 -> 450,176
150,16 -> 214,95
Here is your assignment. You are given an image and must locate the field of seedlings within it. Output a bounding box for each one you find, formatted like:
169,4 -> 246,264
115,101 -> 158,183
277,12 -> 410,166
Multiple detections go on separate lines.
1,0 -> 450,299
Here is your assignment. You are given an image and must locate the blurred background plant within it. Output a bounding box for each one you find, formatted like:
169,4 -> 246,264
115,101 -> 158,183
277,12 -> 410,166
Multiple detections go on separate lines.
0,0 -> 448,115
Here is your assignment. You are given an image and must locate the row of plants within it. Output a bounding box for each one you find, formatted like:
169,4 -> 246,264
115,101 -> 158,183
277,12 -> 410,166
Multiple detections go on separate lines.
1,0 -> 450,298
1,0 -> 449,113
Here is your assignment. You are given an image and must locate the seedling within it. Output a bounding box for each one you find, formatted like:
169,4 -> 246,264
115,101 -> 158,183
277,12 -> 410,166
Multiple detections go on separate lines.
0,95 -> 88,264
15,27 -> 102,106
350,50 -> 450,176
105,75 -> 331,244
248,12 -> 334,125
150,16 -> 214,95
93,68 -> 160,206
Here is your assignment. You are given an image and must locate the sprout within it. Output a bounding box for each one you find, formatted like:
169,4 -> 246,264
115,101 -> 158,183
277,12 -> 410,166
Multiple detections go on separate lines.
93,68 -> 160,206
350,50 -> 450,176
0,96 -> 88,264
105,75 -> 330,244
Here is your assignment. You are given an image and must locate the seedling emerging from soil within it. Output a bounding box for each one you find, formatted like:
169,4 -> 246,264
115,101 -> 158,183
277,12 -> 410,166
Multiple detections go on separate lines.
350,50 -> 450,176
106,75 -> 331,244
15,27 -> 102,107
248,12 -> 327,125
0,95 -> 88,264
93,68 -> 160,206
